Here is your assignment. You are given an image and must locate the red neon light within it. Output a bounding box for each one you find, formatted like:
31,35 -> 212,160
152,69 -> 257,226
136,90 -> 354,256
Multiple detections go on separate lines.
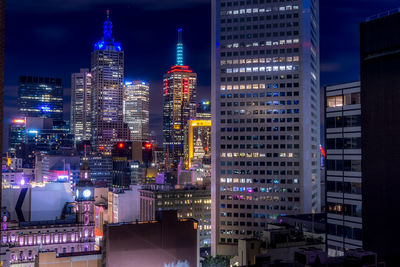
320,145 -> 326,158
144,143 -> 152,149
118,143 -> 124,149
167,65 -> 193,73
99,146 -> 105,150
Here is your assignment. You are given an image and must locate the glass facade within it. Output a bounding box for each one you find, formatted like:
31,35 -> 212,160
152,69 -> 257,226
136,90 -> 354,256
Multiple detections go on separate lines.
71,69 -> 92,143
123,81 -> 150,142
18,76 -> 63,120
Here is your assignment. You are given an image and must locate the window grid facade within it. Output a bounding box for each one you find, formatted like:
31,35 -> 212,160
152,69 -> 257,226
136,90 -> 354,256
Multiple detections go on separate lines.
123,81 -> 150,142
71,69 -> 92,143
325,82 -> 362,256
211,0 -> 320,256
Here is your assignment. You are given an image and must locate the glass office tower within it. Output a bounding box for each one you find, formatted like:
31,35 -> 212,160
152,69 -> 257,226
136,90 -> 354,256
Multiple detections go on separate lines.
18,76 -> 63,120
123,81 -> 150,142
71,69 -> 92,144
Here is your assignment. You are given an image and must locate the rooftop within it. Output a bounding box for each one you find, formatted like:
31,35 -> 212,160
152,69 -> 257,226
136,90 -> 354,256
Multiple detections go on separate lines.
366,7 -> 400,22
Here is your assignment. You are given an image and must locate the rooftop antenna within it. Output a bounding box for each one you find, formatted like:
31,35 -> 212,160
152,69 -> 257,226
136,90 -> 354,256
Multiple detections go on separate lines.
176,28 -> 183,66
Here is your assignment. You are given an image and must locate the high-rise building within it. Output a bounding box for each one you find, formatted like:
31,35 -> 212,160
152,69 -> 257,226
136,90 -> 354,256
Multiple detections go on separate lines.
163,29 -> 197,169
91,11 -> 129,154
8,118 -> 26,153
88,153 -> 112,185
0,0 -> 5,239
18,76 -> 63,120
197,100 -> 212,119
71,69 -> 92,144
123,80 -> 149,142
211,0 -> 321,256
361,10 -> 400,264
324,81 -> 362,256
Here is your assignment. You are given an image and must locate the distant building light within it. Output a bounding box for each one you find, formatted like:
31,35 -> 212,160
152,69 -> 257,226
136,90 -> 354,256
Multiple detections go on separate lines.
13,119 -> 25,124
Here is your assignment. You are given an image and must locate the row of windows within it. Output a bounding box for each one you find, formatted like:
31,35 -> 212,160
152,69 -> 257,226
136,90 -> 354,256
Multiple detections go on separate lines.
327,223 -> 362,241
223,65 -> 300,74
221,2 -> 298,9
221,48 -> 299,57
221,30 -> 299,41
326,159 -> 361,172
221,169 -> 300,175
223,40 -> 300,50
221,210 -> 290,220
222,92 -> 299,101
221,160 -> 299,168
221,177 -> 299,183
221,12 -> 298,21
326,137 -> 361,150
326,93 -> 360,108
326,181 -> 362,195
221,188 -> 299,196
222,25 -> 300,36
221,74 -> 300,83
326,115 -> 361,129
327,202 -> 361,217
221,199 -> 298,209
221,0 -> 298,8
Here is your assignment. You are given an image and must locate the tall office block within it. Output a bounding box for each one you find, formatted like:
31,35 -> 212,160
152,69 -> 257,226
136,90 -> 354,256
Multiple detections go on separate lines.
0,0 -> 5,217
361,10 -> 400,264
91,11 -> 129,154
18,76 -> 63,120
8,118 -> 26,153
71,69 -> 92,143
163,29 -> 197,169
211,0 -> 320,256
325,82 -> 362,256
123,81 -> 149,142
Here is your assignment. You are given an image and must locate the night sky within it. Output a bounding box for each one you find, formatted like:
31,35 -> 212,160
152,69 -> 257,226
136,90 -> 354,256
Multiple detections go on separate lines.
3,0 -> 399,149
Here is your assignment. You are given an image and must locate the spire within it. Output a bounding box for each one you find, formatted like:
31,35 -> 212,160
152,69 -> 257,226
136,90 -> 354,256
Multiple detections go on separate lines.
176,28 -> 183,66
103,9 -> 113,41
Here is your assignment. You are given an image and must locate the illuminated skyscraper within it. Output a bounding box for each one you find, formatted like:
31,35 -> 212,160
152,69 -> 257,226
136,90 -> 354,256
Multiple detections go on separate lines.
163,29 -> 197,169
18,76 -> 63,120
71,69 -> 92,143
8,118 -> 26,153
91,11 -> 129,154
211,0 -> 320,256
123,81 -> 149,142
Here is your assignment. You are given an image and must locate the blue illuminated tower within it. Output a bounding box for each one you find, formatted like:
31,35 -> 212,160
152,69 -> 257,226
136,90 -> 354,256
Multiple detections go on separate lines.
91,10 -> 129,154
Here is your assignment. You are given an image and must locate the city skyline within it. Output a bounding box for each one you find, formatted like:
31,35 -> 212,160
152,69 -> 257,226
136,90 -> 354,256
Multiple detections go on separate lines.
2,0 -> 398,151
1,0 -> 400,266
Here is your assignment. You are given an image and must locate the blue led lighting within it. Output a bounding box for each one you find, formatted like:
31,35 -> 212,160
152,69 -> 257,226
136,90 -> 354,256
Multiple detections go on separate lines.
40,106 -> 51,112
94,12 -> 122,52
